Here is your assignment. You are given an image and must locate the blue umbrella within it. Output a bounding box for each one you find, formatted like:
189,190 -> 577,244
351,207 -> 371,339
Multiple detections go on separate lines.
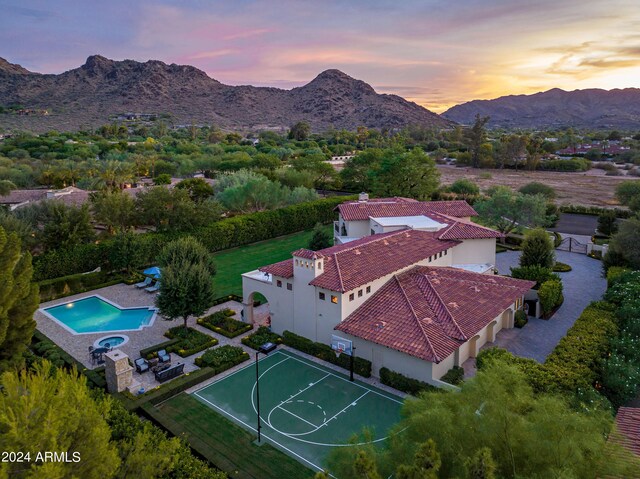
143,266 -> 161,278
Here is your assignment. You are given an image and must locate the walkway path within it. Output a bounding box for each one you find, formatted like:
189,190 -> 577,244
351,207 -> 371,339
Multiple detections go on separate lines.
464,250 -> 606,377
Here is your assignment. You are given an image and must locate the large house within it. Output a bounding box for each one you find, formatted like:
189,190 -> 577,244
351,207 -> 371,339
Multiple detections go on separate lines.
242,197 -> 534,386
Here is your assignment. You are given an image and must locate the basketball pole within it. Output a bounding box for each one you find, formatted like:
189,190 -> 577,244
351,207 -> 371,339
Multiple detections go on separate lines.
255,352 -> 262,443
350,346 -> 356,382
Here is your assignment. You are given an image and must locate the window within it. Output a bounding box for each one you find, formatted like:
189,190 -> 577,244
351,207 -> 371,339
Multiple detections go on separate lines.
366,286 -> 371,294
317,262 -> 322,270
331,295 -> 338,304
371,229 -> 375,235
358,289 -> 363,297
319,292 -> 326,300
276,280 -> 282,287
428,256 -> 432,262
287,283 -> 293,291
295,259 -> 299,266
439,252 -> 443,258
349,293 -> 354,301
444,249 -> 448,255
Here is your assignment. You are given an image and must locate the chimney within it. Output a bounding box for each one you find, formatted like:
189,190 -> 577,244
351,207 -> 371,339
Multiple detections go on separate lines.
358,192 -> 369,202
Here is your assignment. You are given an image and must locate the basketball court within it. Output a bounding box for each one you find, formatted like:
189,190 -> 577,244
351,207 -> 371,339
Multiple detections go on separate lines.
192,349 -> 404,472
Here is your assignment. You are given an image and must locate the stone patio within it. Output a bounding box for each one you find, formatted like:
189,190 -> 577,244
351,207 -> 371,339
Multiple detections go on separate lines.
36,283 -> 248,390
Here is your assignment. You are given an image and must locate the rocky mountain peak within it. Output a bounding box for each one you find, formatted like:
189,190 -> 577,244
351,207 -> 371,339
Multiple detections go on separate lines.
0,57 -> 32,75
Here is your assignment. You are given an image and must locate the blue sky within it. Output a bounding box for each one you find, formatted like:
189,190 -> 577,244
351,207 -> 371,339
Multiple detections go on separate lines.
1,0 -> 639,111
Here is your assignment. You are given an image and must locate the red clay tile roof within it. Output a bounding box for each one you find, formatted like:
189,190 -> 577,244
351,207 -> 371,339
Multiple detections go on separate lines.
259,229 -> 459,289
309,230 -> 459,292
337,198 -> 477,221
432,214 -> 504,240
336,266 -> 534,363
259,260 -> 294,278
615,407 -> 640,456
292,249 -> 325,260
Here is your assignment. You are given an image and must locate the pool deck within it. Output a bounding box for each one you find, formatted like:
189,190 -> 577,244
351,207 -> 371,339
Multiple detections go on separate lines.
36,283 -> 246,391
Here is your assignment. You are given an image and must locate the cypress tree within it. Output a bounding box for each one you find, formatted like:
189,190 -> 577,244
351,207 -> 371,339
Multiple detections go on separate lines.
519,228 -> 555,269
0,226 -> 39,372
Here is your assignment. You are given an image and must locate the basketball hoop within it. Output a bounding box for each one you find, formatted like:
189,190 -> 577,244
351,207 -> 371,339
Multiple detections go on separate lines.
334,346 -> 345,359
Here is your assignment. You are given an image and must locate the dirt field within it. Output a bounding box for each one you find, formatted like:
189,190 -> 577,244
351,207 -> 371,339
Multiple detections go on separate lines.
437,166 -> 637,208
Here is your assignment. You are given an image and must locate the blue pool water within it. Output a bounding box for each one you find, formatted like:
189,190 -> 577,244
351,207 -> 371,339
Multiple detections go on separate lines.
97,336 -> 125,348
44,296 -> 155,334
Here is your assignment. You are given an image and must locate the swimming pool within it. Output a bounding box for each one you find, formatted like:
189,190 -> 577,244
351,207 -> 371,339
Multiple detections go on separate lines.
41,295 -> 157,335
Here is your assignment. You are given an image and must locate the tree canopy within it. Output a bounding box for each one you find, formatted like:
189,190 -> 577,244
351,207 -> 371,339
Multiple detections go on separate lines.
474,186 -> 549,235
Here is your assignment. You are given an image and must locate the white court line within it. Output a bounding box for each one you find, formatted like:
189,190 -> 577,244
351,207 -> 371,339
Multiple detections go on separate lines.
193,391 -> 327,474
277,405 -> 318,428
278,350 -> 404,404
322,391 -> 370,428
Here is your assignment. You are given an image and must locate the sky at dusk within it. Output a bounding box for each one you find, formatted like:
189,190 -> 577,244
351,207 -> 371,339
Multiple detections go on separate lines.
1,0 -> 639,112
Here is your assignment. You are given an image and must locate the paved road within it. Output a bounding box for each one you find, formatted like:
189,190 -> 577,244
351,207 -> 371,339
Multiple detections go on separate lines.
489,250 -> 606,363
550,213 -> 598,236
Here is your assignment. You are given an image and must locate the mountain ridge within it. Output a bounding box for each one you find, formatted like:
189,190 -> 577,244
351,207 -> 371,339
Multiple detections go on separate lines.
0,55 -> 451,132
443,87 -> 640,129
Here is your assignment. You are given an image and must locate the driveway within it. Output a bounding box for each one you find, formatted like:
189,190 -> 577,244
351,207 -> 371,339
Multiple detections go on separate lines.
481,250 -> 606,364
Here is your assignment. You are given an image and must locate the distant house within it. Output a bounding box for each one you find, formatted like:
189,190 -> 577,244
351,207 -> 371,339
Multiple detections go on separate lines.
556,141 -> 630,156
0,186 -> 90,211
242,196 -> 533,386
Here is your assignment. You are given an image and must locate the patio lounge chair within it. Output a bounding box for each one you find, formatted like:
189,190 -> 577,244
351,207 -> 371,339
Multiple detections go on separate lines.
157,349 -> 170,363
145,281 -> 160,293
135,276 -> 153,289
134,358 -> 149,373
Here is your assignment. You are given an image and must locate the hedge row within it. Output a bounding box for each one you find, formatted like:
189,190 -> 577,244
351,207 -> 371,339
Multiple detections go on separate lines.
33,196 -> 354,281
140,338 -> 182,360
30,330 -> 107,389
538,280 -> 564,317
38,270 -> 126,302
164,326 -> 218,358
197,309 -> 253,338
379,367 -> 437,395
241,326 -> 283,350
282,330 -> 372,378
559,204 -> 632,219
195,345 -> 250,368
440,366 -> 465,385
116,366 -> 221,411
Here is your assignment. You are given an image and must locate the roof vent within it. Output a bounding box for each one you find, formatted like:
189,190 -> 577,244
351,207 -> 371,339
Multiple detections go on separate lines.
448,302 -> 459,309
471,286 -> 481,293
374,321 -> 387,330
354,249 -> 361,255
358,192 -> 369,202
383,240 -> 389,245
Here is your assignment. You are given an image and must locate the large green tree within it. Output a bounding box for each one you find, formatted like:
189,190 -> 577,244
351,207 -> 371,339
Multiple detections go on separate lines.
90,189 -> 137,234
465,114 -> 490,168
0,226 -> 38,371
370,148 -> 440,200
288,121 -> 311,141
606,217 -> 640,270
156,237 -> 215,328
474,187 -> 548,235
308,223 -> 332,251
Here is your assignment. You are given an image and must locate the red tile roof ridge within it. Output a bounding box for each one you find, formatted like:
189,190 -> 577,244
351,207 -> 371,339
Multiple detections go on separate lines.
418,271 -> 468,341
320,228 -> 411,255
394,275 -> 440,362
333,253 -> 346,293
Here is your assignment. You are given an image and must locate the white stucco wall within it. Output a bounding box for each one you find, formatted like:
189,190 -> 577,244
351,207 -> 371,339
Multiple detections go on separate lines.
451,238 -> 496,266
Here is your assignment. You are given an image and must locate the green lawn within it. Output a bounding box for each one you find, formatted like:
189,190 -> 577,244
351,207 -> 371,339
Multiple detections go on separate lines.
211,226 -> 331,298
150,393 -> 315,479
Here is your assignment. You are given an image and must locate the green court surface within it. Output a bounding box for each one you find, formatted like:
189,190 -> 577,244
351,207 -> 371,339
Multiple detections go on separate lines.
193,349 -> 403,472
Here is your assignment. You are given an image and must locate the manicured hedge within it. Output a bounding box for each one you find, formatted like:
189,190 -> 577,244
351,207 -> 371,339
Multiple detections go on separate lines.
538,279 -> 564,316
552,262 -> 572,272
559,204 -> 632,219
38,270 -> 127,302
195,345 -> 250,369
164,326 -> 218,357
140,338 -> 182,360
379,367 -> 437,395
32,196 -> 354,281
241,326 -> 283,350
514,310 -> 528,328
441,366 -> 465,385
30,330 -> 107,389
116,366 -> 221,411
510,265 -> 559,289
198,309 -> 253,338
281,330 -> 372,378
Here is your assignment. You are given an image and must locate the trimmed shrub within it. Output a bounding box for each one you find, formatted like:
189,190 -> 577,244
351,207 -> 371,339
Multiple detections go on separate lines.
552,262 -> 572,272
559,204 -> 632,219
241,326 -> 283,350
197,309 -> 253,338
195,345 -> 249,369
520,228 -> 555,269
441,366 -> 465,385
282,330 -> 372,378
379,367 -> 437,395
514,310 -> 528,328
538,280 -> 564,316
164,326 -> 218,357
510,265 -> 558,288
140,338 -> 182,360
606,267 -> 634,288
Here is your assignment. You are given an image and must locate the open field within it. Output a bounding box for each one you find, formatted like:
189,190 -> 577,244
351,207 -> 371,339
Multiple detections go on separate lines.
211,226 -> 331,298
438,166 -> 635,208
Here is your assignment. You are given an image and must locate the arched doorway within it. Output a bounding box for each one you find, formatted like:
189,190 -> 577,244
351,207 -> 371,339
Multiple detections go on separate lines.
487,320 -> 498,343
468,335 -> 481,358
242,292 -> 271,327
501,309 -> 514,329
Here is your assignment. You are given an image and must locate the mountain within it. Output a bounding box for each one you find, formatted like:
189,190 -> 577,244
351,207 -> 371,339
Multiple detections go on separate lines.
442,88 -> 640,129
0,55 -> 451,132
